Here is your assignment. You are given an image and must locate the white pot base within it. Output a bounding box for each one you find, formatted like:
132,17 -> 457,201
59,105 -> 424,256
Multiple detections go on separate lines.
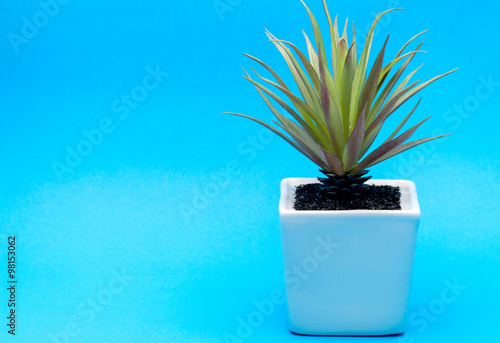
279,178 -> 420,336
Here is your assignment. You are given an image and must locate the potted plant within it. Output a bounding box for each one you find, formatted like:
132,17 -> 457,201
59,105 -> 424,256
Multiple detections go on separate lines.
226,0 -> 456,336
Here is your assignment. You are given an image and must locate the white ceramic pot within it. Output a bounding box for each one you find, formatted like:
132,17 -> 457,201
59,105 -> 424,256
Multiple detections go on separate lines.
279,178 -> 420,336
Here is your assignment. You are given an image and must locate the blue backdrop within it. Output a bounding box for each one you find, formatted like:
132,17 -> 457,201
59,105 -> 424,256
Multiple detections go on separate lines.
1,0 -> 499,342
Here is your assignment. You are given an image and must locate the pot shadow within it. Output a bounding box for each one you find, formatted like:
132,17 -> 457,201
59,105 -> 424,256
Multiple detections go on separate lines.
289,329 -> 405,338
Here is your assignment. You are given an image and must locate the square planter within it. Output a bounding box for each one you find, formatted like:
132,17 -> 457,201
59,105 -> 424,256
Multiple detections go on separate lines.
279,178 -> 420,336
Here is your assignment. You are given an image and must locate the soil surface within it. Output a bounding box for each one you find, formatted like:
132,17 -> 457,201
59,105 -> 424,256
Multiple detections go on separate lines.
294,183 -> 401,211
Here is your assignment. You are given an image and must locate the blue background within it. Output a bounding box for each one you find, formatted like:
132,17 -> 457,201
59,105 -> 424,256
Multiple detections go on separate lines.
1,0 -> 499,342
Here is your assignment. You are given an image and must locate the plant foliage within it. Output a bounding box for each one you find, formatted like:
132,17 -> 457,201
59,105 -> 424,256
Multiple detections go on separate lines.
226,0 -> 456,180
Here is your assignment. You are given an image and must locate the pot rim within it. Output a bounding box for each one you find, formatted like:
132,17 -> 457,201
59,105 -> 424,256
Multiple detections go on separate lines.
279,178 -> 420,218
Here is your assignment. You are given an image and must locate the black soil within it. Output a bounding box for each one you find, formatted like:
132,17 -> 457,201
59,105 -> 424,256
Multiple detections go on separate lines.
294,184 -> 401,211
